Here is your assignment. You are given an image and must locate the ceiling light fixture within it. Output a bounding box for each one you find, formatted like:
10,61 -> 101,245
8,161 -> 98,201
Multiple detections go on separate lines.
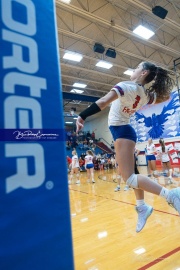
133,25 -> 155,40
70,89 -> 84,94
73,83 -> 87,88
60,0 -> 71,4
96,61 -> 113,69
63,52 -> 83,62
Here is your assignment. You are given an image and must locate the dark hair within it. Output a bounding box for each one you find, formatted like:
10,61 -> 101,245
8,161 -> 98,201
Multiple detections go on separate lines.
142,62 -> 174,102
159,138 -> 165,152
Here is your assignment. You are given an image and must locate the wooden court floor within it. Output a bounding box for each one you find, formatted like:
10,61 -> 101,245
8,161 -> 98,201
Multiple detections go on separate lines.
68,166 -> 180,270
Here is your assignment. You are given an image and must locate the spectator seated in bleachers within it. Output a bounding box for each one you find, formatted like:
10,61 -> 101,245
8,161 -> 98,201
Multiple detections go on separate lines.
91,143 -> 96,151
83,142 -> 89,149
89,139 -> 94,147
71,139 -> 78,149
78,141 -> 84,150
66,141 -> 71,150
67,131 -> 72,140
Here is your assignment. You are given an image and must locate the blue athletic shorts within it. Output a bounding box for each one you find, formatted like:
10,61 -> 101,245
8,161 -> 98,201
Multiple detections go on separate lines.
109,125 -> 137,143
146,155 -> 156,161
86,164 -> 94,169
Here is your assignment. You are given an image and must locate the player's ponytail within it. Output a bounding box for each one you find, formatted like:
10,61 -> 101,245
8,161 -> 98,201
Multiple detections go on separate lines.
142,62 -> 174,102
159,138 -> 165,152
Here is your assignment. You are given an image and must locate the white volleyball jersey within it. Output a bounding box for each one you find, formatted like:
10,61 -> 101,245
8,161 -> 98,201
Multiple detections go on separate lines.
85,155 -> 93,164
108,81 -> 156,126
159,146 -> 170,162
72,155 -> 79,168
146,144 -> 156,155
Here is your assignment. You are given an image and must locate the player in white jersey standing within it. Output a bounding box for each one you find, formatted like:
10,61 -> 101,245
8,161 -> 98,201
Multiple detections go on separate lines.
158,138 -> 173,184
76,61 -> 180,233
145,138 -> 158,181
70,150 -> 80,184
85,150 -> 95,183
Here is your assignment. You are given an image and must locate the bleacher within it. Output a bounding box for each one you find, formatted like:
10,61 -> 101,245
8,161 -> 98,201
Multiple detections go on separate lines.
65,144 -> 104,158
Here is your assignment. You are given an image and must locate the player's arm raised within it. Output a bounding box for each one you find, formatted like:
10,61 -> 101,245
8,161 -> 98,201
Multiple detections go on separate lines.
76,90 -> 118,132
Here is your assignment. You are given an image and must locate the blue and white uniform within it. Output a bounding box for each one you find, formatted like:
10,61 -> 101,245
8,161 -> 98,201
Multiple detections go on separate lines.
108,81 -> 156,142
85,155 -> 94,169
146,143 -> 156,161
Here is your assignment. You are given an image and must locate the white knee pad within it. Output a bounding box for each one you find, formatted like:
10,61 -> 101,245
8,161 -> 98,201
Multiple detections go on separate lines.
169,169 -> 172,173
126,174 -> 138,189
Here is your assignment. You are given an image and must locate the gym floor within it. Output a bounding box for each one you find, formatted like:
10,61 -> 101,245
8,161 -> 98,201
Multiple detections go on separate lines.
69,167 -> 180,270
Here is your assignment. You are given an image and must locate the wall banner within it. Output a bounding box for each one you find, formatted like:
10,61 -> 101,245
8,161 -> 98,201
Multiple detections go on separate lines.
131,91 -> 180,142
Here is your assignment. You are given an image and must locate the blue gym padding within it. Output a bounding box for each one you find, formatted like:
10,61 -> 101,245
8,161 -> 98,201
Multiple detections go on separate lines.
0,0 -> 74,269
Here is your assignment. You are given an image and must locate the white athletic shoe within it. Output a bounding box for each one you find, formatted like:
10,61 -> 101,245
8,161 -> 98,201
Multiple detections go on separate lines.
124,185 -> 130,191
167,187 -> 180,215
68,180 -> 72,185
92,179 -> 96,183
114,186 -> 120,192
135,204 -> 153,233
76,180 -> 80,184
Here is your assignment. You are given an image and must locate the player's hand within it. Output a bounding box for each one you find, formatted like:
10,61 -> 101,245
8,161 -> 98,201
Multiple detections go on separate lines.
76,116 -> 84,133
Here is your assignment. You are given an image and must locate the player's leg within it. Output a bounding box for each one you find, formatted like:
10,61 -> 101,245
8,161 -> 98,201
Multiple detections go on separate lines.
90,167 -> 95,183
74,168 -> 80,184
147,159 -> 152,177
115,138 -> 180,231
151,159 -> 159,182
69,167 -> 74,183
115,139 -> 154,232
115,174 -> 121,192
86,168 -> 91,183
166,162 -> 173,183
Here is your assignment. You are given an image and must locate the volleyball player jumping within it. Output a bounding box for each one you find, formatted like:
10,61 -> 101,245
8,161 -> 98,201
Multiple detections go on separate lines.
76,61 -> 180,232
